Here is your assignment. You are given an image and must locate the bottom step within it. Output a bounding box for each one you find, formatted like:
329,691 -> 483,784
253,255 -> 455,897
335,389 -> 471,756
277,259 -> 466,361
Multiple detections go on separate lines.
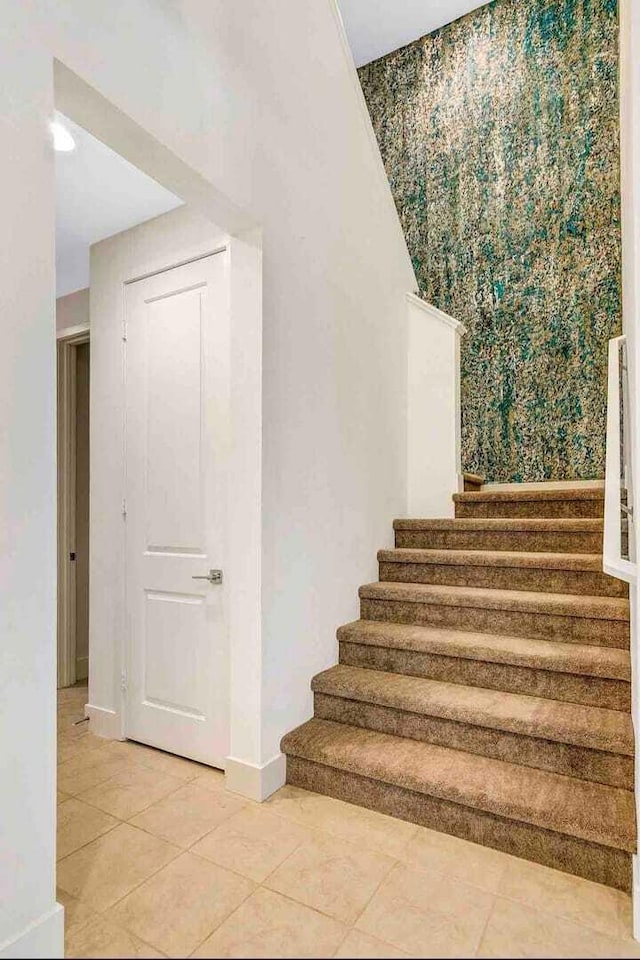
281,718 -> 634,891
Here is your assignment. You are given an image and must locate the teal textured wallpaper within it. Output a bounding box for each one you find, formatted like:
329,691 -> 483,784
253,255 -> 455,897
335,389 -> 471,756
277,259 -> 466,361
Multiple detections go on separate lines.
359,0 -> 621,482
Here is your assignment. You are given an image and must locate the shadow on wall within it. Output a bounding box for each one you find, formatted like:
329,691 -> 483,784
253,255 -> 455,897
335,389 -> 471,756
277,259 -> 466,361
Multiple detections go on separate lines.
359,0 -> 622,483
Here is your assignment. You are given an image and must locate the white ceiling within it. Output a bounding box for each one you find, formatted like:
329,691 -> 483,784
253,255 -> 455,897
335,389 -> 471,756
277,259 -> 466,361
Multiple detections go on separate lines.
55,113 -> 183,297
338,0 -> 490,66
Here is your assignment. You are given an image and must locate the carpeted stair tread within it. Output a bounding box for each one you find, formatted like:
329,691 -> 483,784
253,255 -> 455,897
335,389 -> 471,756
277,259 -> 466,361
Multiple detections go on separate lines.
337,620 -> 630,681
359,581 -> 629,622
311,664 -> 634,755
393,518 -> 603,531
378,548 -> 609,571
281,718 -> 636,853
454,487 -> 603,505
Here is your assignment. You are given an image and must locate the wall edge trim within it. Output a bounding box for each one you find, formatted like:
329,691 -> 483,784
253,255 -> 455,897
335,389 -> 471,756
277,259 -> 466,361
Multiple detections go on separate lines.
224,753 -> 286,802
406,292 -> 466,335
327,0 -> 417,288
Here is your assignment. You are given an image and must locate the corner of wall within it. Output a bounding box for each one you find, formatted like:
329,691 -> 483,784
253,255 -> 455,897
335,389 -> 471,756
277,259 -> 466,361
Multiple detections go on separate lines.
224,753 -> 286,802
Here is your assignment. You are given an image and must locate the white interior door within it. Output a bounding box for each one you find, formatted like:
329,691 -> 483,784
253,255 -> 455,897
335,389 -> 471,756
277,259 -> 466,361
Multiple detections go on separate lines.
124,252 -> 229,768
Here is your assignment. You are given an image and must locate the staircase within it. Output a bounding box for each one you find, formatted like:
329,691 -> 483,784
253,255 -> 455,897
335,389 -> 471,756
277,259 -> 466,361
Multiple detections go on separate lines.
281,485 -> 636,891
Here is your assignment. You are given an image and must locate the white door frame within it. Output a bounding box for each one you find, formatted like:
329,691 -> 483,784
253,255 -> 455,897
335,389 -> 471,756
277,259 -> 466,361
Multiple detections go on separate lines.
57,325 -> 90,689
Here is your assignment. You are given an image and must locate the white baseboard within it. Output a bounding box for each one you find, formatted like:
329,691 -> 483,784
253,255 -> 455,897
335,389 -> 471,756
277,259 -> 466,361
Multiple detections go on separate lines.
0,903 -> 64,959
86,703 -> 122,740
225,753 -> 286,801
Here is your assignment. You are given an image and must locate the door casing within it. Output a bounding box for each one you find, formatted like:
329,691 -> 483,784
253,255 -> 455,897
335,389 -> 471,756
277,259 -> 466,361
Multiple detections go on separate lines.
57,326 -> 90,689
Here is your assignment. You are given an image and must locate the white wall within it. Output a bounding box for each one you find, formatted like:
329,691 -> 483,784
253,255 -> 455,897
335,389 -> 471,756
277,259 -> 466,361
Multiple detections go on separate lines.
619,0 -> 640,936
406,294 -> 465,517
55,287 -> 89,333
0,2 -> 415,952
0,14 -> 61,958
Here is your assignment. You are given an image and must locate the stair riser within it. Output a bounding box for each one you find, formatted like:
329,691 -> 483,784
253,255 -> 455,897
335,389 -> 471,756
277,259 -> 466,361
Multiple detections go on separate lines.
463,475 -> 483,491
395,529 -> 602,553
454,500 -> 604,520
379,561 -> 627,598
286,756 -> 631,891
339,640 -> 631,711
314,694 -> 633,790
360,598 -> 629,648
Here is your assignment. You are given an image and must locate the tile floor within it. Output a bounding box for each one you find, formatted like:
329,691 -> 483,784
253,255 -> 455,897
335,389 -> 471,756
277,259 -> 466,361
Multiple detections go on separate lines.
57,684 -> 640,958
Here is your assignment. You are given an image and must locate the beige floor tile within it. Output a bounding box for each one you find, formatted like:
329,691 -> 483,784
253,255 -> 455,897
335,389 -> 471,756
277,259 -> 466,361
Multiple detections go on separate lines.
78,762 -> 183,819
58,733 -> 108,765
134,744 -> 210,781
57,753 -> 134,796
498,857 -> 634,939
58,718 -> 94,741
101,738 -> 208,781
57,887 -> 97,931
190,765 -> 227,792
57,727 -> 88,741
130,782 -> 246,847
92,739 -> 147,762
477,897 -> 640,959
58,699 -> 89,710
57,798 -> 119,860
58,694 -> 87,717
334,929 -> 413,958
191,887 -> 346,958
399,825 -> 513,894
356,861 -> 494,957
58,684 -> 88,703
108,851 -> 254,958
57,713 -> 88,731
57,822 -> 180,911
265,784 -> 418,857
65,915 -> 163,958
265,831 -> 394,924
192,806 -> 311,882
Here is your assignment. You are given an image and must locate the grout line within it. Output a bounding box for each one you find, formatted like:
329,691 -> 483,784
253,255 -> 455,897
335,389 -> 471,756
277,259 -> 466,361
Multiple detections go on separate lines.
349,851 -> 397,928
473,894 -> 498,958
184,883 -> 256,958
330,925 -> 352,959
79,835 -> 183,917
496,888 -> 633,942
56,816 -> 121,865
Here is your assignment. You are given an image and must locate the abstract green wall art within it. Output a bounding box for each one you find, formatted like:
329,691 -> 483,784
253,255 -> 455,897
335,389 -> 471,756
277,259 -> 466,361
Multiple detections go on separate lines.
359,0 -> 621,482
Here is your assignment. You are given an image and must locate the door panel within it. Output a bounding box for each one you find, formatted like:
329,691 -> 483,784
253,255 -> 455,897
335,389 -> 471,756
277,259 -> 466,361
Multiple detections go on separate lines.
145,290 -> 203,553
125,253 -> 229,767
144,591 -> 207,717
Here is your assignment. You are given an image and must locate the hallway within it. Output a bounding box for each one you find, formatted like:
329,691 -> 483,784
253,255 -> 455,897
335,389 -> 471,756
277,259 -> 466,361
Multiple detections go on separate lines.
57,687 -> 640,958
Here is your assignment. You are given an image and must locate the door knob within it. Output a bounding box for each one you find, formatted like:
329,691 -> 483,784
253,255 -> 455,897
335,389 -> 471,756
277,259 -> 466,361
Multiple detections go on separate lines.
192,569 -> 223,584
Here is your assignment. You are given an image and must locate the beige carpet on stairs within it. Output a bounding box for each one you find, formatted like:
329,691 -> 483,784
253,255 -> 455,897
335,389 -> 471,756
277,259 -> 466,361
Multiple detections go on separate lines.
281,483 -> 637,891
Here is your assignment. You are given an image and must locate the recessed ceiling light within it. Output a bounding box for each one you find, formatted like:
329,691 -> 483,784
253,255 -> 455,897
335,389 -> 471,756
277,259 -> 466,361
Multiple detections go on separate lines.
50,120 -> 75,153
